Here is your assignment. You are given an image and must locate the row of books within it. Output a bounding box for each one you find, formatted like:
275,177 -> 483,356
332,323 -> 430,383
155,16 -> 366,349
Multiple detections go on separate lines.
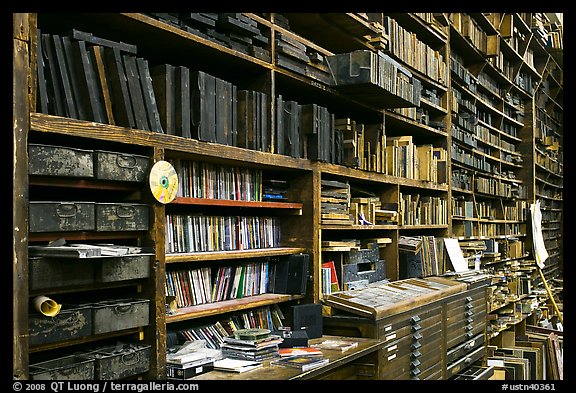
36,29 -> 164,132
275,30 -> 334,86
453,198 -> 527,221
37,26 -> 323,157
165,214 -> 281,253
385,15 -> 448,83
320,179 -> 351,226
275,99 -> 344,164
327,49 -> 422,108
170,159 -> 263,201
173,305 -> 285,350
452,142 -> 495,173
334,119 -> 385,173
399,193 -> 448,226
452,168 -> 473,191
166,260 -> 274,307
386,135 -> 447,182
475,176 -> 527,199
398,235 -> 447,278
146,13 -> 271,62
450,14 -> 492,56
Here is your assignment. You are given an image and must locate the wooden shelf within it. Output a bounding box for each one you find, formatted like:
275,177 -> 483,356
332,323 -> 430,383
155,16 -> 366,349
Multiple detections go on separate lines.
29,328 -> 143,353
166,247 -> 306,264
171,197 -> 303,213
166,293 -> 304,323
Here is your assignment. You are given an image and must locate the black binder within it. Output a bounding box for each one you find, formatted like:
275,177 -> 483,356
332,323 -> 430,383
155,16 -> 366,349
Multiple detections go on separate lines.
272,253 -> 309,295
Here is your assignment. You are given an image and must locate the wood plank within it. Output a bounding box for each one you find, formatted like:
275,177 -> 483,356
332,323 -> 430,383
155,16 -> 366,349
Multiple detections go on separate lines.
13,29 -> 30,381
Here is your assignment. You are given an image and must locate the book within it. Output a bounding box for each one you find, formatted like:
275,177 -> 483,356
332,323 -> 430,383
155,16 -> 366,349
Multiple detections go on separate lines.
311,339 -> 359,352
212,358 -> 263,373
271,355 -> 329,371
277,347 -> 323,357
322,261 -> 340,292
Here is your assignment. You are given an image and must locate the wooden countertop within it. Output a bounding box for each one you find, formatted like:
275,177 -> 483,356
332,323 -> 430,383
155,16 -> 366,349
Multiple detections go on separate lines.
190,335 -> 384,380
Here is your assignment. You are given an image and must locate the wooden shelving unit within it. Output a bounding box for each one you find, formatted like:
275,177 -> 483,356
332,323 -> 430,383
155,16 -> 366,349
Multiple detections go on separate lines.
13,12 -> 562,381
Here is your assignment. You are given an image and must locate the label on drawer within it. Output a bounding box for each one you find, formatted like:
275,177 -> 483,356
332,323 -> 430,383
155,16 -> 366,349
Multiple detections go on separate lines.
387,353 -> 397,361
387,345 -> 398,352
385,333 -> 397,341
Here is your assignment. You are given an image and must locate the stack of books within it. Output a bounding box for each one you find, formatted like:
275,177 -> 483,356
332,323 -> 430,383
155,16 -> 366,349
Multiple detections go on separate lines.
272,344 -> 329,372
220,328 -> 283,361
271,352 -> 329,372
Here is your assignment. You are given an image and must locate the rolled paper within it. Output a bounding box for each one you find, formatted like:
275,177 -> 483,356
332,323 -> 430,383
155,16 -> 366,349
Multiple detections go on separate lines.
33,295 -> 62,317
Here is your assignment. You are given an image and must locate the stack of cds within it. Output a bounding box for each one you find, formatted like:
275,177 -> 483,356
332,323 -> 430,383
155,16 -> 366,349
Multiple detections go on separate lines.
220,328 -> 283,361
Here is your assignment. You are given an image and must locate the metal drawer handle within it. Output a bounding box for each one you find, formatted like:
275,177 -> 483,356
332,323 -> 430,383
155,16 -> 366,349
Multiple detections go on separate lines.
410,316 -> 421,324
121,351 -> 139,366
116,155 -> 137,169
464,340 -> 476,350
114,304 -> 134,314
115,205 -> 136,218
411,368 -> 421,376
56,203 -> 79,218
465,296 -> 473,302
464,357 -> 472,364
412,323 -> 422,331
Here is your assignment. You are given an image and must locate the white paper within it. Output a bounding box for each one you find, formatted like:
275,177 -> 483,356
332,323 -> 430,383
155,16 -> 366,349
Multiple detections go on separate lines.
531,200 -> 549,269
444,238 -> 469,273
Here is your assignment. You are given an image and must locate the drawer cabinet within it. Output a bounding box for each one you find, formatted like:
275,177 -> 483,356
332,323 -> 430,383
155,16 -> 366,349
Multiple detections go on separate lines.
323,276 -> 489,379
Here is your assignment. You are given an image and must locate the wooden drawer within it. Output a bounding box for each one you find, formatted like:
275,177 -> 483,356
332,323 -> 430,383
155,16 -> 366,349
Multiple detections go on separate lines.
381,334 -> 442,380
446,333 -> 485,364
446,311 -> 486,347
376,304 -> 442,340
446,345 -> 486,378
452,365 -> 495,380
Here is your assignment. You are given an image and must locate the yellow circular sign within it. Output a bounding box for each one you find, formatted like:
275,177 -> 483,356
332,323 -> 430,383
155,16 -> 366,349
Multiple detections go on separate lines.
149,160 -> 178,204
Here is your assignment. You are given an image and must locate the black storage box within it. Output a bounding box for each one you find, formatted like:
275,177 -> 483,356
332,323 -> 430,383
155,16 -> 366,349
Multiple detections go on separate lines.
95,203 -> 149,232
291,303 -> 323,339
167,360 -> 214,379
82,343 -> 151,380
28,143 -> 94,178
97,253 -> 153,283
29,202 -> 96,233
29,257 -> 95,290
28,304 -> 93,346
94,150 -> 150,182
90,298 -> 150,334
272,330 -> 309,348
273,253 -> 309,295
29,355 -> 95,380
